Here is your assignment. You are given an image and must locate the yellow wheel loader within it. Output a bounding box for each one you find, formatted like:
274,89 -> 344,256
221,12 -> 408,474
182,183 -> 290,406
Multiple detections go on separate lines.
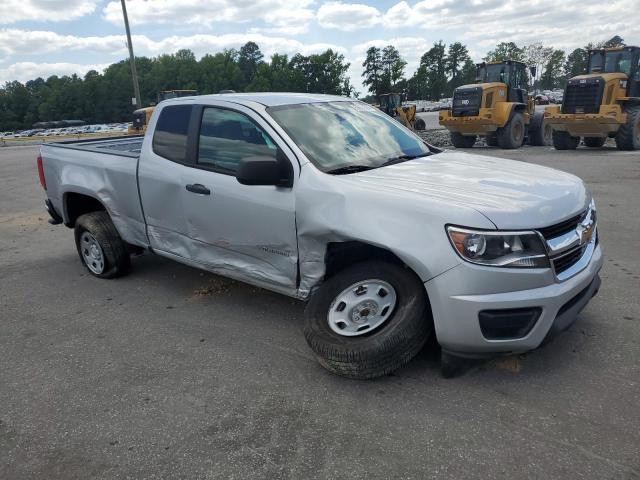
545,46 -> 640,150
378,93 -> 426,131
439,60 -> 549,149
128,90 -> 198,134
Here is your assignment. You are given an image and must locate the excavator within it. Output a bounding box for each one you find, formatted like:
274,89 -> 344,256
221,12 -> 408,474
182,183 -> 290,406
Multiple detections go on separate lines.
378,93 -> 426,131
128,90 -> 198,134
439,60 -> 549,149
545,46 -> 640,150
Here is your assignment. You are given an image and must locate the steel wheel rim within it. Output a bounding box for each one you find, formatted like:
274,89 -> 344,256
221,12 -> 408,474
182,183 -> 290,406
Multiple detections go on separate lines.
80,231 -> 105,274
544,124 -> 552,144
514,121 -> 524,143
327,279 -> 397,337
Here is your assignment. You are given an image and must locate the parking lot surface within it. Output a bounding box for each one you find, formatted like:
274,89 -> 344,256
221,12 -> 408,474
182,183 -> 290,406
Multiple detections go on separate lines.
1,144 -> 639,479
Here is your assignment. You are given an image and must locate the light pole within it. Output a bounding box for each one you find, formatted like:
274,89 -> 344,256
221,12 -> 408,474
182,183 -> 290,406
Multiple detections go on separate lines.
121,0 -> 142,109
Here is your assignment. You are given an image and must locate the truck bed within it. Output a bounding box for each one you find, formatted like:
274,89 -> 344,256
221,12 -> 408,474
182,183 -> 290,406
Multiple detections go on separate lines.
47,135 -> 144,158
40,135 -> 148,249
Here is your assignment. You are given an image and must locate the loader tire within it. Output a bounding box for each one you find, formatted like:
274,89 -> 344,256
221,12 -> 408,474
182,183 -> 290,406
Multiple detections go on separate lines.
497,111 -> 525,149
450,132 -> 476,148
615,105 -> 640,151
584,137 -> 606,148
485,135 -> 498,147
528,110 -> 552,146
553,131 -> 580,150
414,118 -> 426,131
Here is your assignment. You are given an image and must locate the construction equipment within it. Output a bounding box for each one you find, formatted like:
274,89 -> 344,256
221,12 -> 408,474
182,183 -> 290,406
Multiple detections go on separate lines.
545,46 -> 640,150
378,93 -> 426,131
439,60 -> 549,149
128,90 -> 198,134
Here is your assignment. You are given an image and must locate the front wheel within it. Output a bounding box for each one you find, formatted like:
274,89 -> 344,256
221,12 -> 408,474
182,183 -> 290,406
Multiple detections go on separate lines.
584,136 -> 606,148
497,112 -> 525,149
450,132 -> 476,148
553,131 -> 580,150
304,261 -> 432,379
74,211 -> 130,279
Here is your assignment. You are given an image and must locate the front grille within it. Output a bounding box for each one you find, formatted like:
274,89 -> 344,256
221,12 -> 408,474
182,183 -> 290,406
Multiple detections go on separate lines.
452,87 -> 482,117
553,246 -> 585,274
537,212 -> 584,240
562,78 -> 604,114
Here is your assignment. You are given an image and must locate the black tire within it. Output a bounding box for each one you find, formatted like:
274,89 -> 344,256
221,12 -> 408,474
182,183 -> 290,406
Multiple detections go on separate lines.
497,111 -> 525,149
485,134 -> 498,147
450,132 -> 476,148
552,131 -> 580,150
615,105 -> 640,151
584,136 -> 606,148
528,110 -> 551,146
304,261 -> 432,380
74,211 -> 130,279
414,118 -> 426,131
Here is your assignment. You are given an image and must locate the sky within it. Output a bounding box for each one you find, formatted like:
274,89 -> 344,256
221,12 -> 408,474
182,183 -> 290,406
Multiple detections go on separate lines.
1,0 -> 639,94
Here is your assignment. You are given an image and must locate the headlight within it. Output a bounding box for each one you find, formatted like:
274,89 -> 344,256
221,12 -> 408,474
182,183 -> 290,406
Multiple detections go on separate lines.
446,226 -> 550,268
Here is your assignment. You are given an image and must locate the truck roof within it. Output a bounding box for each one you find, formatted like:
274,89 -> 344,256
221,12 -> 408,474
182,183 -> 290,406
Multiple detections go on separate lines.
163,92 -> 351,107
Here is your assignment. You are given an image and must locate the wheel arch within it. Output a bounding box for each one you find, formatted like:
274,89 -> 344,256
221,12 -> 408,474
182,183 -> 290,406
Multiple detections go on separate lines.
63,191 -> 108,228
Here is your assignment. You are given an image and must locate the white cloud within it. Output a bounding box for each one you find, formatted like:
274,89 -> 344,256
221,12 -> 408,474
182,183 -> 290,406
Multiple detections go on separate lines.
0,29 -> 346,60
103,0 -> 315,33
0,62 -> 109,84
0,0 -> 97,24
317,2 -> 382,31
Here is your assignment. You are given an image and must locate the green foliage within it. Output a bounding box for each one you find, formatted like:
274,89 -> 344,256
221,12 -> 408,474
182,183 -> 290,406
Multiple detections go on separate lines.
0,42 -> 352,130
484,42 -> 524,62
539,50 -> 566,90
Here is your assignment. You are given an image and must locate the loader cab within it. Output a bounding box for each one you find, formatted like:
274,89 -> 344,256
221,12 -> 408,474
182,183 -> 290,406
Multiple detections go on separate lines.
378,93 -> 403,117
476,60 -> 531,104
588,47 -> 640,96
157,89 -> 198,102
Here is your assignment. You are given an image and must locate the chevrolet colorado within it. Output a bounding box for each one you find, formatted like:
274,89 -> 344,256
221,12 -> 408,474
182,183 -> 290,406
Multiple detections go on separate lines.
38,93 -> 602,379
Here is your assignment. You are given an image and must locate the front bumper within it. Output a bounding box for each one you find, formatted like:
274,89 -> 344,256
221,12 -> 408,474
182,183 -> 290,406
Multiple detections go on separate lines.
425,242 -> 603,357
544,105 -> 625,137
439,109 -> 501,135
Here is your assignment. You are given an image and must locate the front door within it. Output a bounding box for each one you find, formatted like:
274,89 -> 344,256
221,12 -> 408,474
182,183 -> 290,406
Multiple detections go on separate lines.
139,101 -> 299,293
180,103 -> 299,291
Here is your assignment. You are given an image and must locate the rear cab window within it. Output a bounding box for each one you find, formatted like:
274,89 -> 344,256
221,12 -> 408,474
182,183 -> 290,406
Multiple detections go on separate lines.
152,104 -> 194,163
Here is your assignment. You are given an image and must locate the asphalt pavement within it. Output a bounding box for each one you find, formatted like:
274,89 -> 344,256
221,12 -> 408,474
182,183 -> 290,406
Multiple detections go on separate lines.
1,144 -> 639,479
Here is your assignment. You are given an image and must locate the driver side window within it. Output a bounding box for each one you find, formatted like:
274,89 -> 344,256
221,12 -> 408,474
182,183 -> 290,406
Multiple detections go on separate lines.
197,108 -> 277,174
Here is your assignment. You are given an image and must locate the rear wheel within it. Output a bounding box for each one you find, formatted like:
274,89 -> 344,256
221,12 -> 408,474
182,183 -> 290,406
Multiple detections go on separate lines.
552,131 -> 580,150
497,111 -> 525,149
74,211 -> 130,279
528,110 -> 552,146
450,132 -> 476,148
615,105 -> 640,151
485,134 -> 498,147
304,261 -> 431,379
414,117 -> 426,131
584,136 -> 606,148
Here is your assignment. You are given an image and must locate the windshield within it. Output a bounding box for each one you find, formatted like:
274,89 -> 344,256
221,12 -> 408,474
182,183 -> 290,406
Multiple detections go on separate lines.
267,101 -> 432,172
477,64 -> 509,84
603,50 -> 632,75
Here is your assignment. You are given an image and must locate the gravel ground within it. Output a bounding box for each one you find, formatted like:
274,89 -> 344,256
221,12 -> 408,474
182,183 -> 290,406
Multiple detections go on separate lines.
1,144 -> 639,480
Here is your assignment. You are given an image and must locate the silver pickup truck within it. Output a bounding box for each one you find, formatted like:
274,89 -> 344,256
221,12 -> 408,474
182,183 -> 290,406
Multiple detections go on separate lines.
38,93 -> 602,379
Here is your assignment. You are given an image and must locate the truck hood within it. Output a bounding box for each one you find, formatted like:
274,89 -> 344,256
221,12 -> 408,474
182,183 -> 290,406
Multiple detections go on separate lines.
342,150 -> 590,229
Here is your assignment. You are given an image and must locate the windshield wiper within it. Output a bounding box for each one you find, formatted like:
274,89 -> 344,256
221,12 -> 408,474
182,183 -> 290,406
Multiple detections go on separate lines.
326,164 -> 375,175
379,151 -> 433,167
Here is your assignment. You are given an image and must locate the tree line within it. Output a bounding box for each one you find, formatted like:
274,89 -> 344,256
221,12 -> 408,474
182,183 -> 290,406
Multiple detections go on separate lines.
0,42 -> 353,131
0,35 -> 629,130
361,35 -> 627,100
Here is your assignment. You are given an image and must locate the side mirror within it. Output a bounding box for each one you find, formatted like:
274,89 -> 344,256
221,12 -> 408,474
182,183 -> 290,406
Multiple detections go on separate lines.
529,66 -> 537,78
236,150 -> 293,187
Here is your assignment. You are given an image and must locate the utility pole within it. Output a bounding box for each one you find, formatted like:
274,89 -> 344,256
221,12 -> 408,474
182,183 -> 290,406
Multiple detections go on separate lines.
121,0 -> 142,108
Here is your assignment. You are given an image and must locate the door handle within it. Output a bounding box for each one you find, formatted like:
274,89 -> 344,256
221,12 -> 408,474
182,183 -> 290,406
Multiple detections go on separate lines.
185,184 -> 211,195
